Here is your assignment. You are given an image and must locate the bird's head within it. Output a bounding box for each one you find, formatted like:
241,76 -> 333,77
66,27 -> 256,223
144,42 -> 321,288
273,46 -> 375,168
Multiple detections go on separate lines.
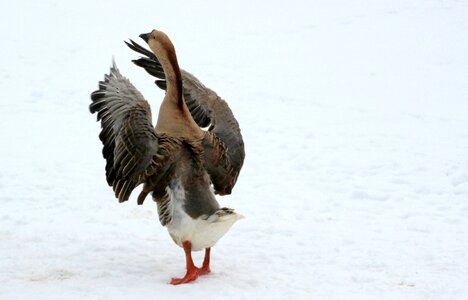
139,29 -> 176,61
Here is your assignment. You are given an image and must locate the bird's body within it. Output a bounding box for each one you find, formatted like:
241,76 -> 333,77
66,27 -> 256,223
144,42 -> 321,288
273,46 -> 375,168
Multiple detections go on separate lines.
90,29 -> 245,284
155,139 -> 243,252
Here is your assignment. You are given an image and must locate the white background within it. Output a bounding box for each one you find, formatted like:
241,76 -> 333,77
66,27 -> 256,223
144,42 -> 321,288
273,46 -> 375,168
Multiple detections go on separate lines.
1,0 -> 467,299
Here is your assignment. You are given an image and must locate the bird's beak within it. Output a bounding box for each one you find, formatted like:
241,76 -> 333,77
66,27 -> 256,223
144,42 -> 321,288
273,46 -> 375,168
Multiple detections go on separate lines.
139,32 -> 151,43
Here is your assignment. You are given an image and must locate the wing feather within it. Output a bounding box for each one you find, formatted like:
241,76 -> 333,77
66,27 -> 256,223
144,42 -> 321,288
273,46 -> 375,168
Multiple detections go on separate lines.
90,61 -> 160,202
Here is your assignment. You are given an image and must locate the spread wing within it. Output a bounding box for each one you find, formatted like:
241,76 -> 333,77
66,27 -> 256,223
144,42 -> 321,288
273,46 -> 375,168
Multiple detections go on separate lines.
179,71 -> 245,195
126,39 -> 245,195
90,61 -> 161,202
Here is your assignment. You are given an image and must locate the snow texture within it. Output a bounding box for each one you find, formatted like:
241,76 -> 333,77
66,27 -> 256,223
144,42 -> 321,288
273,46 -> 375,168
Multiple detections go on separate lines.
1,0 -> 468,299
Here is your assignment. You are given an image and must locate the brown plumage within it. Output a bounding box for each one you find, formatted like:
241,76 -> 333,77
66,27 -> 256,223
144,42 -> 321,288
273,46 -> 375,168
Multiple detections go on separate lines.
90,29 -> 245,285
126,38 -> 245,195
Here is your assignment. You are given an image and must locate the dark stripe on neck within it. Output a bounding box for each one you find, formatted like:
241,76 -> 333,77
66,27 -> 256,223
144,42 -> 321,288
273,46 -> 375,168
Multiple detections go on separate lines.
167,50 -> 183,108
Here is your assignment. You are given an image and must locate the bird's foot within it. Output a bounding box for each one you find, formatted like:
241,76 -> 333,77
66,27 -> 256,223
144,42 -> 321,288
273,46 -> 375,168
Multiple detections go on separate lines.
170,267 -> 201,285
199,265 -> 211,276
199,247 -> 211,276
169,243 -> 211,285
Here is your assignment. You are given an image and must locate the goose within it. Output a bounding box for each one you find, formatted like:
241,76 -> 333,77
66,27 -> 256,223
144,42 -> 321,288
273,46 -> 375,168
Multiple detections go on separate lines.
89,29 -> 245,285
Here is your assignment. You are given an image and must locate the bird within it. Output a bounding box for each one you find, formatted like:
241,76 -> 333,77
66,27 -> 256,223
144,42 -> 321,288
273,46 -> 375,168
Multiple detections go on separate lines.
89,29 -> 245,285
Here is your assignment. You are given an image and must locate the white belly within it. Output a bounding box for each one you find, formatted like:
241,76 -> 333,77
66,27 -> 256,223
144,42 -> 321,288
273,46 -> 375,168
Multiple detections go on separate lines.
164,182 -> 243,251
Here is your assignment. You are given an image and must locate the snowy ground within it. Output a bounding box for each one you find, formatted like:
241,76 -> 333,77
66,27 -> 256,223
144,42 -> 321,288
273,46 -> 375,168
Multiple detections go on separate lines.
1,0 -> 468,299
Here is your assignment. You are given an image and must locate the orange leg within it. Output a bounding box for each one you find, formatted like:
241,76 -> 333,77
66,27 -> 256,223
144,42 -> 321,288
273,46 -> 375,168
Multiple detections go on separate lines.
170,241 -> 200,285
199,247 -> 211,275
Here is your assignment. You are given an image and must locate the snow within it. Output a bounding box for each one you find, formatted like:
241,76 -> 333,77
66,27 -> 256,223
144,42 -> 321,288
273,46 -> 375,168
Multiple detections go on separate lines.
1,0 -> 468,299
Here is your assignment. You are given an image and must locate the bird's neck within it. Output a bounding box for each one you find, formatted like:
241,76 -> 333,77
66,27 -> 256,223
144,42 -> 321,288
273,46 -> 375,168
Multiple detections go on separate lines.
151,40 -> 203,139
156,43 -> 183,107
